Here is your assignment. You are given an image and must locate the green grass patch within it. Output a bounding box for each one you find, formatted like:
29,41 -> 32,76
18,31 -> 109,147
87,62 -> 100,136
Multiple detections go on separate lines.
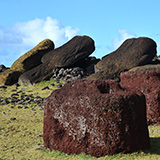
0,79 -> 160,160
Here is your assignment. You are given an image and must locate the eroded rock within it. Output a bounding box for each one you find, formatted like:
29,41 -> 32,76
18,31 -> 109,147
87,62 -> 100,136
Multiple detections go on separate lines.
120,70 -> 160,125
18,36 -> 95,85
88,37 -> 157,81
0,39 -> 54,85
43,79 -> 150,157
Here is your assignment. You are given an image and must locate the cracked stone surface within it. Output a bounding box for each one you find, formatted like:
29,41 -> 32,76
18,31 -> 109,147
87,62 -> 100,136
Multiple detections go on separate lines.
43,79 -> 150,157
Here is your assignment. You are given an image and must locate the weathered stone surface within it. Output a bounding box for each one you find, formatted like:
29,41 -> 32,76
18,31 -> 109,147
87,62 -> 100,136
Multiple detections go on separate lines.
11,39 -> 54,72
89,37 -> 157,80
0,69 -> 22,85
43,80 -> 150,157
0,39 -> 54,85
41,36 -> 95,67
87,64 -> 121,82
120,70 -> 160,125
18,36 -> 95,85
129,64 -> 160,72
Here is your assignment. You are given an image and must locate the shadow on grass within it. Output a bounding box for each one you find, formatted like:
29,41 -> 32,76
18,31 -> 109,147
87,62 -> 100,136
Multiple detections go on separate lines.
144,137 -> 160,155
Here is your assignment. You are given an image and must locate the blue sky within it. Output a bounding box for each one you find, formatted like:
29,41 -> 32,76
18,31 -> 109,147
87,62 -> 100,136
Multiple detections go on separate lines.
0,0 -> 160,67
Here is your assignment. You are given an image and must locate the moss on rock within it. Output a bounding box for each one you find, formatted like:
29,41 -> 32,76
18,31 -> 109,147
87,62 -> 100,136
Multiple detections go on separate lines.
0,39 -> 54,85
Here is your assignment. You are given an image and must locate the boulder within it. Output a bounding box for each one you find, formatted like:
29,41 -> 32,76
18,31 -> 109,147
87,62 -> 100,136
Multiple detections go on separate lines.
18,36 -> 95,85
41,36 -> 95,67
0,39 -> 54,85
11,39 -> 55,72
43,79 -> 150,157
120,70 -> 160,125
88,37 -> 157,80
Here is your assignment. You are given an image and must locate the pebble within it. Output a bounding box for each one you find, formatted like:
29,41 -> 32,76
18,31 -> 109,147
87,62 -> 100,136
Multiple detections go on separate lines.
24,106 -> 29,109
18,106 -> 23,109
0,86 -> 7,89
42,86 -> 50,90
10,117 -> 16,120
56,84 -> 63,88
11,106 -> 15,109
11,89 -> 17,92
35,148 -> 43,151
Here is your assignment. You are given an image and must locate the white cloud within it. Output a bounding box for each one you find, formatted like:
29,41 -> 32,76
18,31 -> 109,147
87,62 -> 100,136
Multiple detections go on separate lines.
111,29 -> 136,50
0,17 -> 80,67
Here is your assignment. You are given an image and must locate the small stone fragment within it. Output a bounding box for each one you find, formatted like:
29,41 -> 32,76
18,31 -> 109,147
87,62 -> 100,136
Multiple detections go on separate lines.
10,117 -> 16,120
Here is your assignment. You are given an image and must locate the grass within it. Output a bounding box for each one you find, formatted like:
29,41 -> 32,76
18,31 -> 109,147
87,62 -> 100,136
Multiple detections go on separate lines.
0,79 -> 160,160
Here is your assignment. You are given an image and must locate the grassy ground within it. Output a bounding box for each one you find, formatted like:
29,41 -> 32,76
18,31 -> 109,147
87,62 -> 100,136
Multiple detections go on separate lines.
0,79 -> 160,160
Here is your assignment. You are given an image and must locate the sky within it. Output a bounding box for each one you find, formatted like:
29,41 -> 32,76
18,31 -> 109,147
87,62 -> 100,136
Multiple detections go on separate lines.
0,0 -> 160,67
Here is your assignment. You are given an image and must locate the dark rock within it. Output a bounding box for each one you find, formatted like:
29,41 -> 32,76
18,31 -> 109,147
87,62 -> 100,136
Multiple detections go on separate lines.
24,106 -> 29,109
14,83 -> 20,86
10,117 -> 16,120
11,93 -> 19,97
43,79 -> 149,157
11,89 -> 17,92
120,70 -> 160,125
18,106 -> 23,109
56,83 -> 63,88
88,37 -> 157,81
11,97 -> 19,103
18,36 -> 95,85
35,148 -> 43,151
17,91 -> 22,93
87,67 -> 121,82
42,86 -> 50,90
1,98 -> 10,105
42,36 -> 95,67
0,86 -> 7,89
11,106 -> 15,109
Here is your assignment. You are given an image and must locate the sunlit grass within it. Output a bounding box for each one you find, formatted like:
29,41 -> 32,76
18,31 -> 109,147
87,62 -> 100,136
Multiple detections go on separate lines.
0,79 -> 160,160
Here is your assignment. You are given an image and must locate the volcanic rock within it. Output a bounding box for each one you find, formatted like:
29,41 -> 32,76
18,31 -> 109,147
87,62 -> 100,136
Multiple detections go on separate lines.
88,37 -> 157,80
11,39 -> 54,72
18,36 -> 95,85
0,39 -> 54,85
129,64 -> 160,72
43,79 -> 150,157
41,36 -> 95,67
120,70 -> 160,124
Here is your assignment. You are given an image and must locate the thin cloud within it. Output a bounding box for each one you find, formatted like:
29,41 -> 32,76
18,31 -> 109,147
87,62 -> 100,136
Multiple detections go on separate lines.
0,17 -> 80,67
114,29 -> 136,48
107,29 -> 136,51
